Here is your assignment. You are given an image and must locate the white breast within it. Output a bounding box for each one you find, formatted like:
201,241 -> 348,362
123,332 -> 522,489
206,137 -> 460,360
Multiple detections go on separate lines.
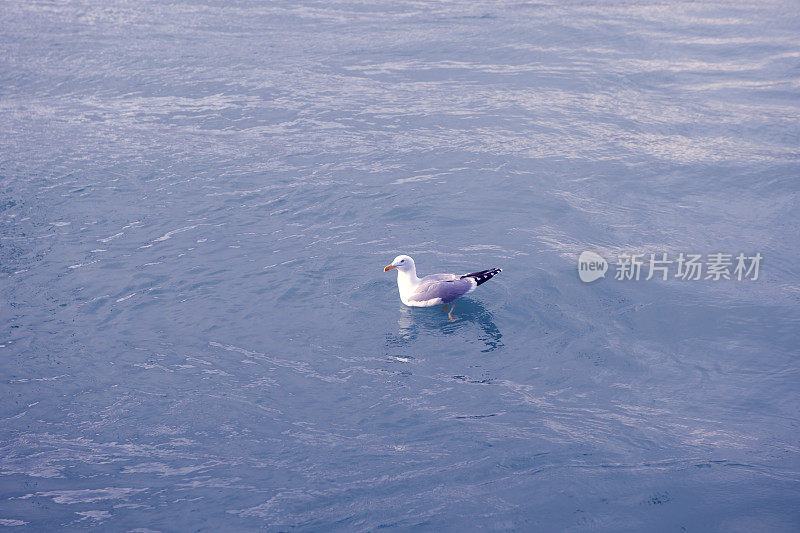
396,270 -> 420,306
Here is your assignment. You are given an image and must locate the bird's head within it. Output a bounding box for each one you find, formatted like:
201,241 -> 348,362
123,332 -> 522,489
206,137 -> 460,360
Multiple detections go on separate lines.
384,255 -> 414,272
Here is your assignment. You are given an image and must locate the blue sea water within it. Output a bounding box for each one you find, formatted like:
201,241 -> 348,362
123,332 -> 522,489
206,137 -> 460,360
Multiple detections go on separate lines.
1,0 -> 799,530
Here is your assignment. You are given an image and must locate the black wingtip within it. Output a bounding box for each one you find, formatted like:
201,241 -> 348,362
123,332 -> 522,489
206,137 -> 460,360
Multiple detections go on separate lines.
462,268 -> 502,286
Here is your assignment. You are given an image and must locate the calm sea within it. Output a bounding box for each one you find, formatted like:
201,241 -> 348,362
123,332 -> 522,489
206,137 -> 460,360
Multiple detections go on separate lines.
1,0 -> 799,530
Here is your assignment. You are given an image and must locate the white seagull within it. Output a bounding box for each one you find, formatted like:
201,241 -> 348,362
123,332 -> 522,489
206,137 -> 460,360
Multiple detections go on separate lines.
384,255 -> 502,321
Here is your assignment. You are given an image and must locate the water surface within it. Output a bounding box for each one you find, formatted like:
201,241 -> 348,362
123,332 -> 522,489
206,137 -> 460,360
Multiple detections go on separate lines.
1,0 -> 799,530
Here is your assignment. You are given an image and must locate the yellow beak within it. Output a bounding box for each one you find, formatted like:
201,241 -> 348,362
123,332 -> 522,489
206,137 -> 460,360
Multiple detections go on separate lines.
384,264 -> 396,272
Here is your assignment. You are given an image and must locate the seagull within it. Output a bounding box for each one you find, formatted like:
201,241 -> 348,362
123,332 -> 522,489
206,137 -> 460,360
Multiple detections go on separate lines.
384,255 -> 502,321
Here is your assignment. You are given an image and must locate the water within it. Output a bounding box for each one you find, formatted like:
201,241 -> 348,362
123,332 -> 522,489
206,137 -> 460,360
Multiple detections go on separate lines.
2,0 -> 799,530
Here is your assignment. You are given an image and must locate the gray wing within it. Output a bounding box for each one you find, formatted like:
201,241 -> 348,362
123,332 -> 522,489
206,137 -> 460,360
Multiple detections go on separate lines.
408,274 -> 475,304
423,273 -> 458,282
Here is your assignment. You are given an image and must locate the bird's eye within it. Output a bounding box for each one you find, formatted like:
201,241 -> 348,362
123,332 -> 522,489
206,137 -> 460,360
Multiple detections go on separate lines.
400,259 -> 405,263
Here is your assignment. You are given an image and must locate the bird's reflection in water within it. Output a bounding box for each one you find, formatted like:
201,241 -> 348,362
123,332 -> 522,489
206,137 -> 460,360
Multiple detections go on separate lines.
387,299 -> 503,352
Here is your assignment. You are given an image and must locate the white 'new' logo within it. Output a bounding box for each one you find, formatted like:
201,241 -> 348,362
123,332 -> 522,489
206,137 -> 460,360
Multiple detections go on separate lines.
578,251 -> 608,282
